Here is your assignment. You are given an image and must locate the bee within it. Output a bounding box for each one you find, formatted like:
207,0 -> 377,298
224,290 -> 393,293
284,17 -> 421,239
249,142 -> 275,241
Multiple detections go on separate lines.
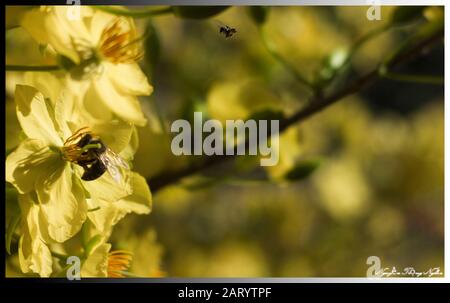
215,21 -> 237,38
63,127 -> 130,182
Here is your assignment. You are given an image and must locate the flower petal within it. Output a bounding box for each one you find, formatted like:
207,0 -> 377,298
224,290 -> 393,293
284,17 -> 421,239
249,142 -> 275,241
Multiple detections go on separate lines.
23,72 -> 64,106
82,166 -> 132,202
20,8 -> 48,45
53,82 -> 90,140
87,173 -> 151,235
89,9 -> 117,44
117,172 -> 152,215
24,72 -> 78,140
81,243 -> 111,277
107,63 -> 153,96
86,199 -> 123,236
82,82 -> 115,123
6,139 -> 62,194
15,85 -> 62,146
45,7 -> 93,64
90,73 -> 147,126
36,165 -> 87,243
90,120 -> 133,154
18,194 -> 53,277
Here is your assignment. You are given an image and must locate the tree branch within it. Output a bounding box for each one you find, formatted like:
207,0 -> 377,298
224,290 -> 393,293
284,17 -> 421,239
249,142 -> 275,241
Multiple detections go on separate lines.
148,27 -> 443,193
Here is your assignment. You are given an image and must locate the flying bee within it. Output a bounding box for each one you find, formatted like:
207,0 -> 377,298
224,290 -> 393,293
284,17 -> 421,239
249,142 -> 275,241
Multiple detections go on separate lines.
215,21 -> 237,38
63,127 -> 130,183
220,25 -> 237,38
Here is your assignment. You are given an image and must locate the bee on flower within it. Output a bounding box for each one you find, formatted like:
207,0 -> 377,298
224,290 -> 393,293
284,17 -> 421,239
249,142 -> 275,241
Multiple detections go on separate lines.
6,82 -> 152,277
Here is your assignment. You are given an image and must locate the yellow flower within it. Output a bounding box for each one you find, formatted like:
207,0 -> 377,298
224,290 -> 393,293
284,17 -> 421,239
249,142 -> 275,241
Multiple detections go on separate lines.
80,242 -> 133,278
6,84 -> 151,276
21,6 -> 153,126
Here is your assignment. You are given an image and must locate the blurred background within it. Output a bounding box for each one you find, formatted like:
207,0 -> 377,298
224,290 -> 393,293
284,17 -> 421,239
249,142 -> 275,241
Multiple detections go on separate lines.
6,6 -> 444,277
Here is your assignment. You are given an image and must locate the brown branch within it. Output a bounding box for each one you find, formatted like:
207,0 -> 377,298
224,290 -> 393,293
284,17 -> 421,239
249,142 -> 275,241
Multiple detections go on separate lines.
148,27 -> 443,192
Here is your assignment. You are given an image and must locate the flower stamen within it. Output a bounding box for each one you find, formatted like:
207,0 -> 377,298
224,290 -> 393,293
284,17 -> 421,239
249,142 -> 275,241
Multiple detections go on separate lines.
99,17 -> 144,64
61,127 -> 93,163
107,250 -> 133,278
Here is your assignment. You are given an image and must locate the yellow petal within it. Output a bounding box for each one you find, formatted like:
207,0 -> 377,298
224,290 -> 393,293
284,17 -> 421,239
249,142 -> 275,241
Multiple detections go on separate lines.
23,72 -> 63,106
86,199 -> 124,236
117,172 -> 152,215
82,167 -> 132,202
87,173 -> 151,235
82,82 -> 115,122
15,85 -> 62,146
37,165 -> 87,243
81,243 -> 111,277
90,120 -> 134,154
24,72 -> 76,139
22,7 -> 95,64
107,63 -> 153,96
91,73 -> 147,126
18,194 -> 53,277
20,8 -> 48,45
6,139 -> 62,194
53,84 -> 87,140
64,79 -> 114,131
118,125 -> 139,161
89,9 -> 117,44
45,6 -> 93,64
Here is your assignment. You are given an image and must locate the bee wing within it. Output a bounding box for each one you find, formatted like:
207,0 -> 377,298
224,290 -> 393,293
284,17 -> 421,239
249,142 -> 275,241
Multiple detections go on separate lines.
105,148 -> 130,169
99,149 -> 130,184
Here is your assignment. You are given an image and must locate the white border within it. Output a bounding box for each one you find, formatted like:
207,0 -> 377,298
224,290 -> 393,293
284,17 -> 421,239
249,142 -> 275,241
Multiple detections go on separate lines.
5,0 -> 446,283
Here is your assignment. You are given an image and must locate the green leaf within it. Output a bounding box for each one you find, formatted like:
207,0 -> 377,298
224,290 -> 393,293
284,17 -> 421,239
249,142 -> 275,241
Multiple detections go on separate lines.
284,160 -> 321,181
84,235 -> 103,257
390,6 -> 427,26
80,221 -> 91,250
172,6 -> 230,19
248,6 -> 269,25
314,48 -> 349,87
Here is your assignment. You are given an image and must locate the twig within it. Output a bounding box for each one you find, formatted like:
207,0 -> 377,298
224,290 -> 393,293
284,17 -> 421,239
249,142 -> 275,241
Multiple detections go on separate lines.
148,27 -> 443,193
